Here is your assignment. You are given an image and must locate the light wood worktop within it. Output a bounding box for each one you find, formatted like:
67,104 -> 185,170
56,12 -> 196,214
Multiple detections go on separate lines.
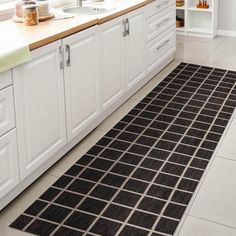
0,0 -> 153,50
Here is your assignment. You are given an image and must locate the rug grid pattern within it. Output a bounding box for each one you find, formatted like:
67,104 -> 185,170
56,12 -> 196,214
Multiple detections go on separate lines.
10,63 -> 236,236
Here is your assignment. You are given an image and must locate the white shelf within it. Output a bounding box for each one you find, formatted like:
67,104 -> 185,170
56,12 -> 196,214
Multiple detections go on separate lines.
175,0 -> 218,38
176,27 -> 185,31
188,26 -> 211,34
176,6 -> 185,10
188,6 -> 212,12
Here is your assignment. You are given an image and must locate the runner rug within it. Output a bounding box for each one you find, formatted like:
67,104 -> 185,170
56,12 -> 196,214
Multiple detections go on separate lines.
10,63 -> 236,236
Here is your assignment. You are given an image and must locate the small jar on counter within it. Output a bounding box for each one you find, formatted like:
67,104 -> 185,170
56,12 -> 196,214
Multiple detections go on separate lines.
22,5 -> 39,26
15,0 -> 36,18
36,0 -> 50,17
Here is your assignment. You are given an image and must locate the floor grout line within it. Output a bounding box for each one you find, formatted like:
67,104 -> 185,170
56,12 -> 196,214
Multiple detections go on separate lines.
186,214 -> 236,231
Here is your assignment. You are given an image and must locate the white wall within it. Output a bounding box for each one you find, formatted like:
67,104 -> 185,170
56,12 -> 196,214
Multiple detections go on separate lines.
218,0 -> 236,32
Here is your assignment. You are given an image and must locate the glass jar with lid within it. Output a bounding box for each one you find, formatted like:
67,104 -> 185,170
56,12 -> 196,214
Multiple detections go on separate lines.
22,4 -> 39,26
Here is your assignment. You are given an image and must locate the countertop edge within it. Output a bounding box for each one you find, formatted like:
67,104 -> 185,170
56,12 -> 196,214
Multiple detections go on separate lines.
0,0 -> 155,51
28,18 -> 99,50
97,1 -> 148,25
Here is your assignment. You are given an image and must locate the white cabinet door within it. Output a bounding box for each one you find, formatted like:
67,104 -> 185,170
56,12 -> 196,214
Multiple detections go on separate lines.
0,129 -> 19,199
0,86 -> 15,137
13,41 -> 67,180
99,16 -> 125,110
125,8 -> 146,89
63,26 -> 100,142
0,70 -> 12,90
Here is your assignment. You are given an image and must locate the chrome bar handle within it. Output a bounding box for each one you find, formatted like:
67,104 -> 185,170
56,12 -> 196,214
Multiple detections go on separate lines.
156,0 -> 169,8
59,45 -> 64,69
156,18 -> 170,28
126,18 -> 130,35
156,39 -> 170,50
65,44 -> 71,67
122,19 -> 127,37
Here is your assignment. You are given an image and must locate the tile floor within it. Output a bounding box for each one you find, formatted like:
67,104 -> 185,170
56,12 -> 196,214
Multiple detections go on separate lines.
1,35 -> 236,236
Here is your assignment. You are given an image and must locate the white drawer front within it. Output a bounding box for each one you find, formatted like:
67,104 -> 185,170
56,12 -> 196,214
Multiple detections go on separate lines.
146,0 -> 174,18
146,5 -> 175,42
147,27 -> 176,72
0,86 -> 15,137
0,129 -> 19,199
0,70 -> 12,91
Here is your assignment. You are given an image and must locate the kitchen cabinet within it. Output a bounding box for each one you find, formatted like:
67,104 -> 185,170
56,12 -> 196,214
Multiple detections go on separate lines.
13,40 -> 67,180
0,2 -> 176,210
145,0 -> 176,74
147,26 -> 176,73
99,7 -> 146,110
125,8 -> 146,89
63,26 -> 100,142
0,86 -> 15,137
0,129 -> 19,199
0,70 -> 12,90
99,16 -> 125,110
0,71 -> 18,200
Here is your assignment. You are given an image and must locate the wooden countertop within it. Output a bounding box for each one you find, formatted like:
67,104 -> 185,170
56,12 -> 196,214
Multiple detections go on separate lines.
0,0 -> 153,51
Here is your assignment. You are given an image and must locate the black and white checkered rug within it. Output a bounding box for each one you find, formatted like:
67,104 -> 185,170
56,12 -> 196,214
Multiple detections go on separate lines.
10,63 -> 236,236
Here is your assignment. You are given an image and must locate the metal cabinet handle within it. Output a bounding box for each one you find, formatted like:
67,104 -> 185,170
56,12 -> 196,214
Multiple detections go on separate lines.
59,46 -> 64,69
122,19 -> 127,37
156,0 -> 169,8
126,18 -> 130,35
156,39 -> 170,50
65,44 -> 71,67
156,18 -> 170,28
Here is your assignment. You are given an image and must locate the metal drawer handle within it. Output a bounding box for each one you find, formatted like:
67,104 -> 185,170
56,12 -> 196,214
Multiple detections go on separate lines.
65,44 -> 71,67
126,18 -> 130,35
122,19 -> 127,37
156,0 -> 169,8
59,46 -> 64,69
156,18 -> 170,27
156,39 -> 170,50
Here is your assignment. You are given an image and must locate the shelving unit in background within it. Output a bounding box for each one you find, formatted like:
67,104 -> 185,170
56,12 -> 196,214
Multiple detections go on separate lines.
176,0 -> 218,38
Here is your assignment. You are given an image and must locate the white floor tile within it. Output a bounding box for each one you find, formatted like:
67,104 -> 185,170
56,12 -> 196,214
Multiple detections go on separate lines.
204,52 -> 236,71
217,119 -> 236,161
176,36 -> 225,51
219,37 -> 236,51
204,38 -> 236,71
175,36 -> 224,65
178,215 -> 236,236
175,45 -> 212,65
189,157 -> 236,228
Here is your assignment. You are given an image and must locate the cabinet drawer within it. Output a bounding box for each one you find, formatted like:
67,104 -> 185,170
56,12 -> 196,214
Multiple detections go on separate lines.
146,5 -> 175,42
147,27 -> 175,72
146,0 -> 174,18
0,86 -> 15,137
0,70 -> 12,91
0,129 -> 19,199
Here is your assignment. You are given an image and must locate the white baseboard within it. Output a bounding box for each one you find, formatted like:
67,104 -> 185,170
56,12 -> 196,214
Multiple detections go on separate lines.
217,29 -> 236,37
